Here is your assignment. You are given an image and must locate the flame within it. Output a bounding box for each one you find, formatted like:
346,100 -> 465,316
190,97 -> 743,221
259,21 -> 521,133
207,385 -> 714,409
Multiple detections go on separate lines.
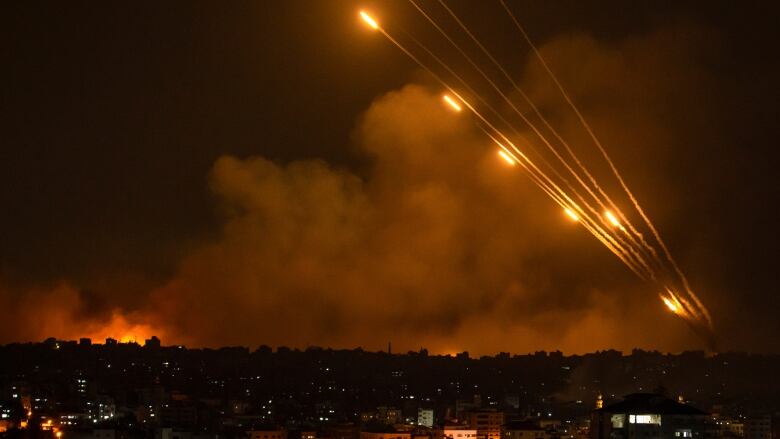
442,94 -> 462,112
359,11 -> 379,30
81,311 -> 160,344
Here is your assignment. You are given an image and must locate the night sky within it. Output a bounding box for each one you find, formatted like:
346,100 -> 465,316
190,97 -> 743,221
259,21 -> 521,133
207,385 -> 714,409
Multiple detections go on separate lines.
1,1 -> 778,354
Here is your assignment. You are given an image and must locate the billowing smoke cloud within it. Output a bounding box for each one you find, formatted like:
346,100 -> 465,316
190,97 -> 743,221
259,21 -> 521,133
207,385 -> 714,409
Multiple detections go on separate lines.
141,51 -> 704,353
1,26 -> 726,353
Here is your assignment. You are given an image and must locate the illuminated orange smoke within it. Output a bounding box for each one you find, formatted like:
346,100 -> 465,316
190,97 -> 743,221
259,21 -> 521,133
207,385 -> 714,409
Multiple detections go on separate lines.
359,11 -> 379,30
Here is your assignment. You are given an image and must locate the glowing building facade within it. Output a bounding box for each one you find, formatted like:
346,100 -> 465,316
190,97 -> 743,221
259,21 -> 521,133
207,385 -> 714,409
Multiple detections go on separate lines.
590,393 -> 706,439
466,409 -> 504,439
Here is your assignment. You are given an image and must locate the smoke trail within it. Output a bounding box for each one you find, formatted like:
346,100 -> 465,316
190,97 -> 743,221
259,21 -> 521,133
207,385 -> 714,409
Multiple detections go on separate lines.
366,11 -> 654,279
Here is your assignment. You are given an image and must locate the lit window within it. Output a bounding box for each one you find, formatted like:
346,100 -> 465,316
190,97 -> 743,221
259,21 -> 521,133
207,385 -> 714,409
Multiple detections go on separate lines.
629,414 -> 661,425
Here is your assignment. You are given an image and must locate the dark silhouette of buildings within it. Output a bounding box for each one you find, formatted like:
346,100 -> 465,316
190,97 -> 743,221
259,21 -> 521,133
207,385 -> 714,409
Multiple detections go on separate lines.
0,340 -> 779,438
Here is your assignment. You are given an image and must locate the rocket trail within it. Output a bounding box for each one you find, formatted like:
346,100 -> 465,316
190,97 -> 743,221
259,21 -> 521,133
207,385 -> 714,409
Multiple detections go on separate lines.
409,0 -> 657,273
497,0 -> 713,329
477,125 -> 650,280
434,0 -> 666,275
408,0 -> 659,277
359,9 -> 653,280
357,6 -> 714,344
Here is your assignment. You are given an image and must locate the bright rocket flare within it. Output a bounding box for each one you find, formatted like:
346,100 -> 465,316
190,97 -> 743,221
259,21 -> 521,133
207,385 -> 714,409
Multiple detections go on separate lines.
359,11 -> 379,29
564,208 -> 579,222
661,291 -> 688,318
604,210 -> 625,230
497,149 -> 516,166
442,94 -> 462,112
662,296 -> 679,313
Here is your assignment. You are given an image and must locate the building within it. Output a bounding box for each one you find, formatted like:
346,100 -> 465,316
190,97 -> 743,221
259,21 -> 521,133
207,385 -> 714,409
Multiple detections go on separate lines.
93,430 -> 117,439
155,429 -> 209,439
418,409 -> 434,428
378,407 -> 403,425
456,396 -> 482,420
363,408 -> 403,426
95,396 -> 116,422
325,423 -> 360,439
466,410 -> 504,439
503,420 -> 551,439
744,416 -> 772,439
60,412 -> 90,427
159,404 -> 197,429
590,393 -> 707,439
248,430 -> 287,439
712,417 -> 744,438
434,424 -> 478,439
360,432 -> 412,439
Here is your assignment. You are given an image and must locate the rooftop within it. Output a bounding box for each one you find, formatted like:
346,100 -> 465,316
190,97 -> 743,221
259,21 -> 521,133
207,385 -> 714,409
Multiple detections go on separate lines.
598,393 -> 706,416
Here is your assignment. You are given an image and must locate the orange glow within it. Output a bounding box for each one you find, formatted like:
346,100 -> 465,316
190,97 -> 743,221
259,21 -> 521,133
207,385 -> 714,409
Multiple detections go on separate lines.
497,149 -> 516,166
56,431 -> 63,438
442,94 -> 462,112
359,11 -> 379,30
564,208 -> 579,222
81,311 -> 160,345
